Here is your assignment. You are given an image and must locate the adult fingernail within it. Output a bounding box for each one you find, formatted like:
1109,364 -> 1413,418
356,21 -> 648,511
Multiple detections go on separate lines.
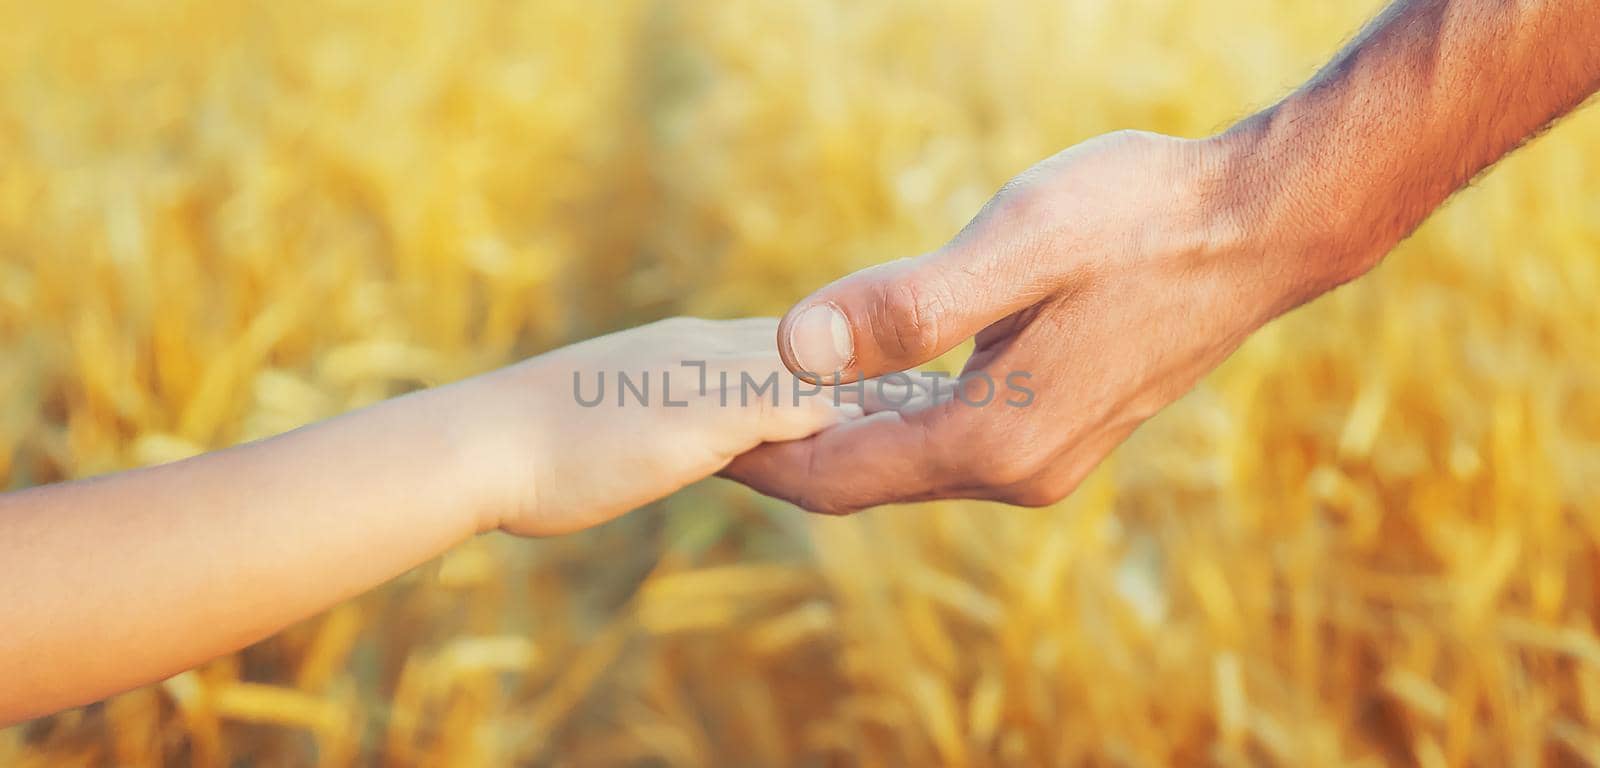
788,303 -> 853,379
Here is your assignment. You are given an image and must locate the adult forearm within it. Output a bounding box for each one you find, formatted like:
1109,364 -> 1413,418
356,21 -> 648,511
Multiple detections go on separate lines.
1221,0 -> 1600,294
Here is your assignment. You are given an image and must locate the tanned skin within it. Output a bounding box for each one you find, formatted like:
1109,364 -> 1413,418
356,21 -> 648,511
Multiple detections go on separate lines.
1231,0 -> 1600,293
726,0 -> 1600,512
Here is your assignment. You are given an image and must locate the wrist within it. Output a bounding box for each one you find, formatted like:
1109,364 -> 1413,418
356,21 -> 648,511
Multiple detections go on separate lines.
1198,108 -> 1391,312
436,363 -> 552,535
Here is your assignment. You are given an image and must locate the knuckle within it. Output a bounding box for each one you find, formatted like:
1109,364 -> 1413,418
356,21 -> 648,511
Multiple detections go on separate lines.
996,478 -> 1075,508
1093,128 -> 1167,159
959,421 -> 1056,488
752,389 -> 774,422
652,316 -> 712,341
937,402 -> 1064,490
1103,127 -> 1154,145
984,178 -> 1046,231
967,450 -> 1042,489
870,279 -> 943,363
793,490 -> 855,516
987,158 -> 1067,226
786,446 -> 865,516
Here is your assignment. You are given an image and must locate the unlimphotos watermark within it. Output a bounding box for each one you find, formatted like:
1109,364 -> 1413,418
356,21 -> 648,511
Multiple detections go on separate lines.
572,361 -> 1035,408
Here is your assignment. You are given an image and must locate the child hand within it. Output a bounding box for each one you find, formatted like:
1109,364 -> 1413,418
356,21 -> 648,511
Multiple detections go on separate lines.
0,317 -> 866,722
462,318 -> 865,536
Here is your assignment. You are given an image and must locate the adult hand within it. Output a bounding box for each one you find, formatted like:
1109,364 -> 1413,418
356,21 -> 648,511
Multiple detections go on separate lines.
721,129 -> 1362,512
726,0 -> 1600,514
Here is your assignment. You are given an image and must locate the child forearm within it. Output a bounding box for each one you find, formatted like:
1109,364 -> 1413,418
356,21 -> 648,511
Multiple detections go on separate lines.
0,317 -> 855,725
0,374 -> 506,725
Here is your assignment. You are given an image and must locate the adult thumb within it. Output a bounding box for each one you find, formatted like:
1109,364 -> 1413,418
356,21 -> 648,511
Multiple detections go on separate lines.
778,238 -> 1052,383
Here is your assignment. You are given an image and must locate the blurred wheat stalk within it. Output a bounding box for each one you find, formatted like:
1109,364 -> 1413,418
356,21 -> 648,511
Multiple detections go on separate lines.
4,0 -> 1600,765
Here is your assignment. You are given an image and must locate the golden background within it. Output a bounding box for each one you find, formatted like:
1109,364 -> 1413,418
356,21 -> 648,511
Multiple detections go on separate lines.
4,0 -> 1600,764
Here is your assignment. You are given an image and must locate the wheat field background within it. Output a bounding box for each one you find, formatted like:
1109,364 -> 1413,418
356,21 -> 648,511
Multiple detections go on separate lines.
4,0 -> 1600,765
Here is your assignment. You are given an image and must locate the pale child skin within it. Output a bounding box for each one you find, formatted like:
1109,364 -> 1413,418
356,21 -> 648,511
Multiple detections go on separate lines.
0,318 -> 864,725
